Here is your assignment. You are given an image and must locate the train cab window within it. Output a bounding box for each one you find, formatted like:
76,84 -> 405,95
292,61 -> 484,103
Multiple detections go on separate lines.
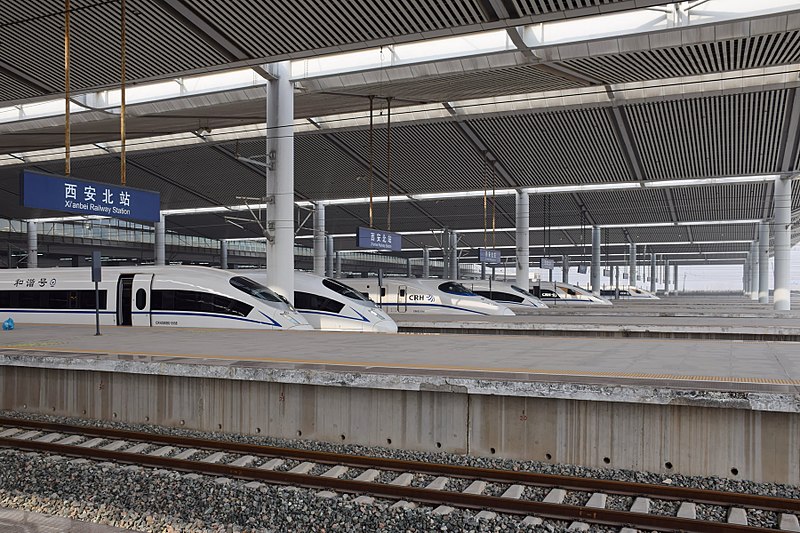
229,276 -> 283,304
151,290 -> 252,317
322,279 -> 370,302
135,289 -> 147,310
473,290 -> 524,303
511,285 -> 535,297
437,282 -> 477,296
294,291 -> 345,313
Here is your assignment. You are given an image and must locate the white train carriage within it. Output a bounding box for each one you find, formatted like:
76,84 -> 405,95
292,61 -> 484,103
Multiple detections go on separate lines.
345,277 -> 515,316
530,281 -> 612,306
246,271 -> 397,333
460,279 -> 548,312
599,286 -> 660,300
0,266 -> 311,330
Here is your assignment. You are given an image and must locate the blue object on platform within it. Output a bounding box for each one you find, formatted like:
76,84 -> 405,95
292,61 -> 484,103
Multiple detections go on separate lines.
2,318 -> 14,331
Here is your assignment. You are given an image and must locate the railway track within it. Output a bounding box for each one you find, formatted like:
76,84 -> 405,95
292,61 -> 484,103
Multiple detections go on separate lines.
0,417 -> 799,532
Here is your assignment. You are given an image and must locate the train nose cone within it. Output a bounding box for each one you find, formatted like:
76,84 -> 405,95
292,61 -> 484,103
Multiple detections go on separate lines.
373,320 -> 398,333
501,306 -> 515,316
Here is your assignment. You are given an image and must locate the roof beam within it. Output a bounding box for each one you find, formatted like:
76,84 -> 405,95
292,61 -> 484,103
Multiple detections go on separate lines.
0,60 -> 57,95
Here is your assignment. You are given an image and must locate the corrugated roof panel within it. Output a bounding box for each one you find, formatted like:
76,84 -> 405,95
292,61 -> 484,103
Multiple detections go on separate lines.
627,91 -> 787,180
469,108 -> 632,186
689,223 -> 757,242
576,189 -> 672,225
670,183 -> 768,222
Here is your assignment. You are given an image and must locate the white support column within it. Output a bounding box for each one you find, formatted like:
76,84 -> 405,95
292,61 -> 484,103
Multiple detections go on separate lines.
650,253 -> 656,294
325,235 -> 334,277
664,259 -> 671,296
774,177 -> 792,311
673,264 -> 679,295
515,191 -> 530,288
614,265 -> 620,297
743,258 -> 751,296
480,261 -> 486,280
629,243 -> 636,288
265,61 -> 295,304
561,255 -> 570,284
422,247 -> 430,278
154,212 -> 165,266
442,230 -> 450,278
449,231 -> 458,279
220,240 -> 228,270
406,258 -> 412,278
26,221 -> 38,268
335,251 -> 342,279
591,226 -> 601,296
750,241 -> 759,301
313,203 -> 325,276
759,221 -> 770,304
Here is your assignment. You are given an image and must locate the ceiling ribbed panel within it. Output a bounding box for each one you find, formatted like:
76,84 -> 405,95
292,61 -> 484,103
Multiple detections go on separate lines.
295,135 -> 375,200
508,0 -> 653,17
629,226 -> 689,243
130,146 -> 266,208
0,1 -> 228,99
415,196 -> 517,228
559,31 -> 800,84
527,193 -> 584,227
329,122 -> 488,194
670,184 -> 768,222
185,0 -> 488,58
337,65 -> 582,103
0,72 -> 44,102
689,223 -> 757,242
627,91 -> 787,180
576,189 -> 671,225
470,109 -> 631,186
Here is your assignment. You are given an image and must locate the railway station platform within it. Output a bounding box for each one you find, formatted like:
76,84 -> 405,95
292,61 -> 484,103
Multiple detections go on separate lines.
2,322 -> 800,484
0,507 -> 136,532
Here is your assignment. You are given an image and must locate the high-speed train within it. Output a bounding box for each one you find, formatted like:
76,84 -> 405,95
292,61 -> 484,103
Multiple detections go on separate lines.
0,266 -> 312,330
530,281 -> 612,306
345,277 -> 515,316
600,286 -> 660,300
460,280 -> 548,312
246,271 -> 397,333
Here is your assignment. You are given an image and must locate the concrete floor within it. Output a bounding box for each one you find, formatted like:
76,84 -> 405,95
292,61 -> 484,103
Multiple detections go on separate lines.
0,508 -> 135,533
1,321 -> 799,387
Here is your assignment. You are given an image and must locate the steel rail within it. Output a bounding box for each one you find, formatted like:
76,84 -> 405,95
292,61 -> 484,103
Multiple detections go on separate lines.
0,435 -> 777,533
1,417 -> 798,516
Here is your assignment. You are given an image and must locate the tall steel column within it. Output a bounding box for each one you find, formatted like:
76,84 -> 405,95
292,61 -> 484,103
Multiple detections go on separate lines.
650,253 -> 656,293
628,243 -> 636,287
335,251 -> 342,279
422,247 -> 430,278
515,191 -> 530,289
664,259 -> 671,295
265,61 -> 295,304
743,258 -> 750,296
449,231 -> 458,279
26,221 -> 38,268
220,240 -> 228,270
154,213 -> 165,266
313,203 -> 325,276
325,236 -> 334,277
591,226 -> 601,295
774,177 -> 792,311
673,264 -> 679,295
749,241 -> 759,301
758,221 -> 770,303
442,230 -> 450,278
562,255 -> 570,284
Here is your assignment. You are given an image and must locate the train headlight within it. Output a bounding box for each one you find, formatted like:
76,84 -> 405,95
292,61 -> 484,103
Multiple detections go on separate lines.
367,308 -> 383,318
281,311 -> 301,325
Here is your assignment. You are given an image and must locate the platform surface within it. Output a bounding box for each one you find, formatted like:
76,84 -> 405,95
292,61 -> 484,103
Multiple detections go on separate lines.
0,508 -> 136,533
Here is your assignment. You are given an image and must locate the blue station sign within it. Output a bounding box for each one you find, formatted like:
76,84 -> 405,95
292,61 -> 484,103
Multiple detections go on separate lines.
540,257 -> 556,270
20,170 -> 161,222
356,227 -> 402,251
479,248 -> 501,264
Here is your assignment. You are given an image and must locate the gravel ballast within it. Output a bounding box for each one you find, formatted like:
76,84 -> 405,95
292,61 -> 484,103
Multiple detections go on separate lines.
1,410 -> 799,532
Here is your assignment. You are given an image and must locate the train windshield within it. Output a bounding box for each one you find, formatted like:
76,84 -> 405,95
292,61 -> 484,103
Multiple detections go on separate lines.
322,278 -> 372,303
510,285 -> 535,298
438,282 -> 477,296
230,276 -> 284,304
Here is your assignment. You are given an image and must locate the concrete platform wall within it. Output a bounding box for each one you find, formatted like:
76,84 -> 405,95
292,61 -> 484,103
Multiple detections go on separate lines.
2,366 -> 798,484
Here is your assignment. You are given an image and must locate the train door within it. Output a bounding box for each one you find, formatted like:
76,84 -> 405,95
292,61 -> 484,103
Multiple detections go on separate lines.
117,274 -> 152,326
397,285 -> 408,313
131,274 -> 153,326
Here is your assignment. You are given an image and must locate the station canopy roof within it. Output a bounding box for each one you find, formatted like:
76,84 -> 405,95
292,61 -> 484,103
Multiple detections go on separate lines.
2,0 -> 800,266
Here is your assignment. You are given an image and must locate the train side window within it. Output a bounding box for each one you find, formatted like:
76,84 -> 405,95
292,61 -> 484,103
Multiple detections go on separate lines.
399,289 -> 406,297
135,289 -> 147,310
474,290 -> 524,303
294,291 -> 344,313
380,287 -> 386,297
0,290 -> 106,310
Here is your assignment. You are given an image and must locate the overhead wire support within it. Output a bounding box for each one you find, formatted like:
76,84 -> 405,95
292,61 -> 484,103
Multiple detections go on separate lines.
386,96 -> 393,231
120,0 -> 127,186
64,0 -> 71,176
368,95 -> 374,228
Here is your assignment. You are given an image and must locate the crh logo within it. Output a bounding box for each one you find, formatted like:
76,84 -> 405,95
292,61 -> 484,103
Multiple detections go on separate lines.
408,294 -> 435,302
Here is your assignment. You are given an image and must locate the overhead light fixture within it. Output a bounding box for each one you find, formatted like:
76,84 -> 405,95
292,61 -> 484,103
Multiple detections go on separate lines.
643,175 -> 778,188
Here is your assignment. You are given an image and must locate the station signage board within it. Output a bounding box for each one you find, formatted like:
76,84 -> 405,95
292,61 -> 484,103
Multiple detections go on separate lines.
479,248 -> 501,264
21,170 -> 160,222
577,265 -> 588,274
540,257 -> 555,270
356,227 -> 402,251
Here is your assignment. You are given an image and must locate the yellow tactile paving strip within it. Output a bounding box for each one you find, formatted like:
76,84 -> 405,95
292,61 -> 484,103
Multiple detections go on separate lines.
3,344 -> 799,387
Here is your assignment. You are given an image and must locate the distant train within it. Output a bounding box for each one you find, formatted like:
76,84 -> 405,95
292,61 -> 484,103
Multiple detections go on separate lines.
247,271 -> 397,333
600,287 -> 660,300
345,277 -> 515,316
460,280 -> 548,312
0,266 -> 312,330
530,281 -> 612,306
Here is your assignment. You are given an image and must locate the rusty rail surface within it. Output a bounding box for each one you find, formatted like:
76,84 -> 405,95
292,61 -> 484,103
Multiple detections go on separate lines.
0,417 -> 797,533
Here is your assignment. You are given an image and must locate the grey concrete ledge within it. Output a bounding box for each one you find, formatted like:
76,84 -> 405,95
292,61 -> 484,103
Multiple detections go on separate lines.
2,351 -> 799,414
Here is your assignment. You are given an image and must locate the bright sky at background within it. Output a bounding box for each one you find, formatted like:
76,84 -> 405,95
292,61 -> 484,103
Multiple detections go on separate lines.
519,245 -> 800,292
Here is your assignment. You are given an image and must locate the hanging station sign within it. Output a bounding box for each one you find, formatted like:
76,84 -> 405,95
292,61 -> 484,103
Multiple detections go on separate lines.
479,248 -> 501,264
356,227 -> 402,251
20,170 -> 161,222
577,265 -> 588,274
540,257 -> 556,270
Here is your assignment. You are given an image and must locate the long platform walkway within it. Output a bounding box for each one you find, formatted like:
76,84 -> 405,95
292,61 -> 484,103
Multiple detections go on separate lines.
0,508 -> 136,533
